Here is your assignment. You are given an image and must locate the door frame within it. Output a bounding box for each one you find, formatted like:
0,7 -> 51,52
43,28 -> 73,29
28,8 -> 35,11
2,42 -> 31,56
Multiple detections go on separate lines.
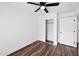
45,18 -> 58,46
45,20 -> 48,42
45,19 -> 54,43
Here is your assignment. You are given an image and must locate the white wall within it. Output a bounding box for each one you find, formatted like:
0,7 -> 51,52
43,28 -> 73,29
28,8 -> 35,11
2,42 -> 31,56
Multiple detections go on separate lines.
0,2 -> 38,55
37,12 -> 58,45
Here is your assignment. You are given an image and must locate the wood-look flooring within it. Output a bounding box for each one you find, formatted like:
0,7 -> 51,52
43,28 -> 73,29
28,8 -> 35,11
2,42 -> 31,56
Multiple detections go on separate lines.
8,40 -> 77,56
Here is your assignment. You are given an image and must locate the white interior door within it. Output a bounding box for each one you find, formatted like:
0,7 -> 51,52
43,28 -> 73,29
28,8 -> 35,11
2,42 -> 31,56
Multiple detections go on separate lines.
59,17 -> 77,47
47,20 -> 54,41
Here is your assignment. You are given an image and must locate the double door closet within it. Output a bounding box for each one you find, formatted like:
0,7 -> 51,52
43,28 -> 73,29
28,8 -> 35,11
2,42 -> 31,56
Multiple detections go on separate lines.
45,14 -> 77,47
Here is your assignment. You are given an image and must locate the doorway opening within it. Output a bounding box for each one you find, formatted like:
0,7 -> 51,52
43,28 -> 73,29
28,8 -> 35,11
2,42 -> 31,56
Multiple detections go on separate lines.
45,19 -> 54,44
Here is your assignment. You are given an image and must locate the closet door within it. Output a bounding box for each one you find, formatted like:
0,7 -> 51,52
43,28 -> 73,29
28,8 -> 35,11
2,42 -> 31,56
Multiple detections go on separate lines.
59,17 -> 77,47
46,19 -> 54,42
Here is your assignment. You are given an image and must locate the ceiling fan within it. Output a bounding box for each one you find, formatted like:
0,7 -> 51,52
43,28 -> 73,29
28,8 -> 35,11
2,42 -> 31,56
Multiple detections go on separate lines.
27,2 -> 59,13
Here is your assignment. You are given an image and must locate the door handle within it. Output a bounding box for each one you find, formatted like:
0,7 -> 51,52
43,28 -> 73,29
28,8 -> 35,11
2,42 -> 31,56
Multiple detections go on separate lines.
74,42 -> 75,44
60,32 -> 62,34
73,30 -> 75,32
73,19 -> 75,22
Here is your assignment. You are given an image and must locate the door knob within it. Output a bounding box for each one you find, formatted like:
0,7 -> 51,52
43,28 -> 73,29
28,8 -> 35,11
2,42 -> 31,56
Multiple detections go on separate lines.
74,42 -> 75,44
73,30 -> 75,32
60,32 -> 62,34
73,19 -> 75,22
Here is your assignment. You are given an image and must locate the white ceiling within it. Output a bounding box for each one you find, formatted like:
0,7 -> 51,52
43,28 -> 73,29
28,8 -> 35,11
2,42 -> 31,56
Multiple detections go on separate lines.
1,2 -> 79,16
25,2 -> 79,16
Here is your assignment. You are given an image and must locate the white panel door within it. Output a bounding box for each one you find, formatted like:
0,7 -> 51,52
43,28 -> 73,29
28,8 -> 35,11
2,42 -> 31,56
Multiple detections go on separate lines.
59,17 -> 77,47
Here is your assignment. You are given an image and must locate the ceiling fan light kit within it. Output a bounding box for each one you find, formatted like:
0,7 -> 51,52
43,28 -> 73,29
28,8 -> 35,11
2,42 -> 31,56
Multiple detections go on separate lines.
27,2 -> 59,13
41,6 -> 45,10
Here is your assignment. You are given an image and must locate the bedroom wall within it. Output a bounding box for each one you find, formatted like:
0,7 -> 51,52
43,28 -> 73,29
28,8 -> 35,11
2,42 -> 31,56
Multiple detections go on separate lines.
0,2 -> 38,55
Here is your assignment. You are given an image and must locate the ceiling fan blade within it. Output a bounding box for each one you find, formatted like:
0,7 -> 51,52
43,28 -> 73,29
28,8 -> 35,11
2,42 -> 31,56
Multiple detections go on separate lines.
44,2 -> 47,4
44,8 -> 48,13
46,3 -> 59,7
35,7 -> 40,12
27,2 -> 40,6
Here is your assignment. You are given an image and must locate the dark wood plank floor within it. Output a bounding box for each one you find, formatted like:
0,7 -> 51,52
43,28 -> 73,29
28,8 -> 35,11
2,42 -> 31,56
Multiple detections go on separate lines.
8,40 -> 77,56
